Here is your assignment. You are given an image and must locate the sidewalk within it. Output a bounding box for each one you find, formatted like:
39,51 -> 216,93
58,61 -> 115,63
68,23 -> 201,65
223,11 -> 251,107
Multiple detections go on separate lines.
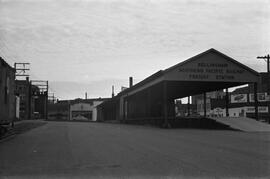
0,120 -> 47,141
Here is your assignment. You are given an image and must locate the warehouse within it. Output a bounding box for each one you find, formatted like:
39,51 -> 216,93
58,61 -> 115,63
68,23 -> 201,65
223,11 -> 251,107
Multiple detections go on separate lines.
0,57 -> 16,127
97,49 -> 260,127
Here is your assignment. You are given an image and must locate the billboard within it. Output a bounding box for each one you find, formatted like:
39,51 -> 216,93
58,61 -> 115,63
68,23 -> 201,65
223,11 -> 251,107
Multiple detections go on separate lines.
231,94 -> 247,103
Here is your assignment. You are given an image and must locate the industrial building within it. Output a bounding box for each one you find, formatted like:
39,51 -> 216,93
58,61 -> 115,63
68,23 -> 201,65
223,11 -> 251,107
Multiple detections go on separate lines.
48,98 -> 109,121
15,78 -> 43,119
97,49 -> 262,127
193,73 -> 269,122
0,57 -> 16,127
15,78 -> 32,120
48,101 -> 69,121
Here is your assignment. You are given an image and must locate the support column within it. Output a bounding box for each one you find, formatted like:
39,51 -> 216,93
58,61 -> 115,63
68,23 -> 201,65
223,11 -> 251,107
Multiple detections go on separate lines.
254,83 -> 258,120
268,57 -> 270,123
203,92 -> 207,118
187,96 -> 190,116
147,88 -> 151,118
225,88 -> 229,117
46,81 -> 48,120
163,81 -> 169,128
124,98 -> 128,120
28,80 -> 32,120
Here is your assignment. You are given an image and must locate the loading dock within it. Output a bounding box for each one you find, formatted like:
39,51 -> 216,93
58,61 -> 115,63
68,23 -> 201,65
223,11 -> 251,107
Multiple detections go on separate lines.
97,49 -> 260,127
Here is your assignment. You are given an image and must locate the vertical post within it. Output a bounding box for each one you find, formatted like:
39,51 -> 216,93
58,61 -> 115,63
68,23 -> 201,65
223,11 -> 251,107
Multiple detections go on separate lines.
257,55 -> 270,123
268,55 -> 270,123
203,92 -> 206,118
126,98 -> 128,120
267,54 -> 270,74
254,83 -> 258,120
123,98 -> 128,121
112,85 -> 114,97
129,77 -> 133,88
68,100 -> 71,120
147,88 -> 151,118
163,81 -> 169,127
187,96 -> 190,116
225,88 -> 229,117
28,80 -> 32,120
46,81 -> 48,120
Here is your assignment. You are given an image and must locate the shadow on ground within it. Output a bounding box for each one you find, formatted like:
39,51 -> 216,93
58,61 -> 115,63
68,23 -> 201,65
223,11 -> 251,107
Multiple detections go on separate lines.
0,121 -> 47,140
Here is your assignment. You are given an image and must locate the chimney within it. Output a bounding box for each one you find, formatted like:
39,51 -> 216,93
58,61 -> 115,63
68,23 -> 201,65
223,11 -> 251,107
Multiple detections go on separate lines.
129,77 -> 133,88
85,92 -> 87,99
112,85 -> 115,97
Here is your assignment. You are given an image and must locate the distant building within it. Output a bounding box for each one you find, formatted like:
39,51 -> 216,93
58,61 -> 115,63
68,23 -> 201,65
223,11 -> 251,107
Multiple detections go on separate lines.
0,57 -> 16,124
47,98 -> 109,121
69,98 -> 109,121
175,100 -> 197,117
15,79 -> 41,120
194,90 -> 226,117
48,101 -> 69,120
192,73 -> 270,121
228,73 -> 269,121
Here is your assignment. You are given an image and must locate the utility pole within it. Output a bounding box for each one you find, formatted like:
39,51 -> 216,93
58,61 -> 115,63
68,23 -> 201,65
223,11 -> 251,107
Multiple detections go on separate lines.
257,54 -> 270,123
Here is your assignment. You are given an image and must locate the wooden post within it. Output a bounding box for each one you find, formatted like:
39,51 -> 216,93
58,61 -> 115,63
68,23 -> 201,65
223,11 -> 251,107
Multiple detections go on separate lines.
226,88 -> 229,117
187,96 -> 190,116
147,88 -> 151,118
46,81 -> 48,120
163,81 -> 169,127
254,83 -> 258,120
203,92 -> 206,118
28,80 -> 32,120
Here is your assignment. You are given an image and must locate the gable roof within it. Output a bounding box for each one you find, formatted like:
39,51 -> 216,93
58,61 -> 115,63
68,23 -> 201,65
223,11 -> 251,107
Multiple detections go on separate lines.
0,56 -> 15,71
164,48 -> 259,76
118,48 -> 259,97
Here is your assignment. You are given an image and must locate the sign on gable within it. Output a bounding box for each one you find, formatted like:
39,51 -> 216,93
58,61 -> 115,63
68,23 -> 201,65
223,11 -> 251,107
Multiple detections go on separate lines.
165,52 -> 259,83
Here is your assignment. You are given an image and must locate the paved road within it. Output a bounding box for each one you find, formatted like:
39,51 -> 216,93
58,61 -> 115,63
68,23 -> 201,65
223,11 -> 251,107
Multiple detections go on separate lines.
0,121 -> 270,178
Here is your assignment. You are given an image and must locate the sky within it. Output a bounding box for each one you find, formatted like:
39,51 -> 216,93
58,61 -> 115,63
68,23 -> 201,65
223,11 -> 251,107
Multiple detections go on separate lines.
0,0 -> 269,99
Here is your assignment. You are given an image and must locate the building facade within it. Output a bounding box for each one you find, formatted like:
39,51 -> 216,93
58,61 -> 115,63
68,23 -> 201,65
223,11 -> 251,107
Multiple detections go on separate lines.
48,101 -> 69,120
193,73 -> 270,121
69,98 -> 108,121
47,98 -> 109,121
15,79 -> 42,120
97,48 -> 260,126
0,57 -> 16,124
15,79 -> 31,120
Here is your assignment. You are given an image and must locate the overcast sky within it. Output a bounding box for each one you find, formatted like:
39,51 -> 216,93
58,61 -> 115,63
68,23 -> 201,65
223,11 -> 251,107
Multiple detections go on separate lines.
0,0 -> 269,99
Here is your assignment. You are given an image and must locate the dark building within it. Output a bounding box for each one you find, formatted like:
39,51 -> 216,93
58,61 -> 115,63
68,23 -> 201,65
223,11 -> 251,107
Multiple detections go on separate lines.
15,79 -> 41,120
190,72 -> 270,121
0,57 -> 16,125
48,98 -> 109,121
48,101 -> 69,121
15,79 -> 31,120
175,100 -> 197,117
229,72 -> 270,121
34,90 -> 48,119
97,48 -> 260,126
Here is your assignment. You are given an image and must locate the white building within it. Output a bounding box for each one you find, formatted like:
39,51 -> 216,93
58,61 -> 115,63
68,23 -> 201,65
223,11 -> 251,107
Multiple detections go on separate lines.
69,98 -> 108,121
